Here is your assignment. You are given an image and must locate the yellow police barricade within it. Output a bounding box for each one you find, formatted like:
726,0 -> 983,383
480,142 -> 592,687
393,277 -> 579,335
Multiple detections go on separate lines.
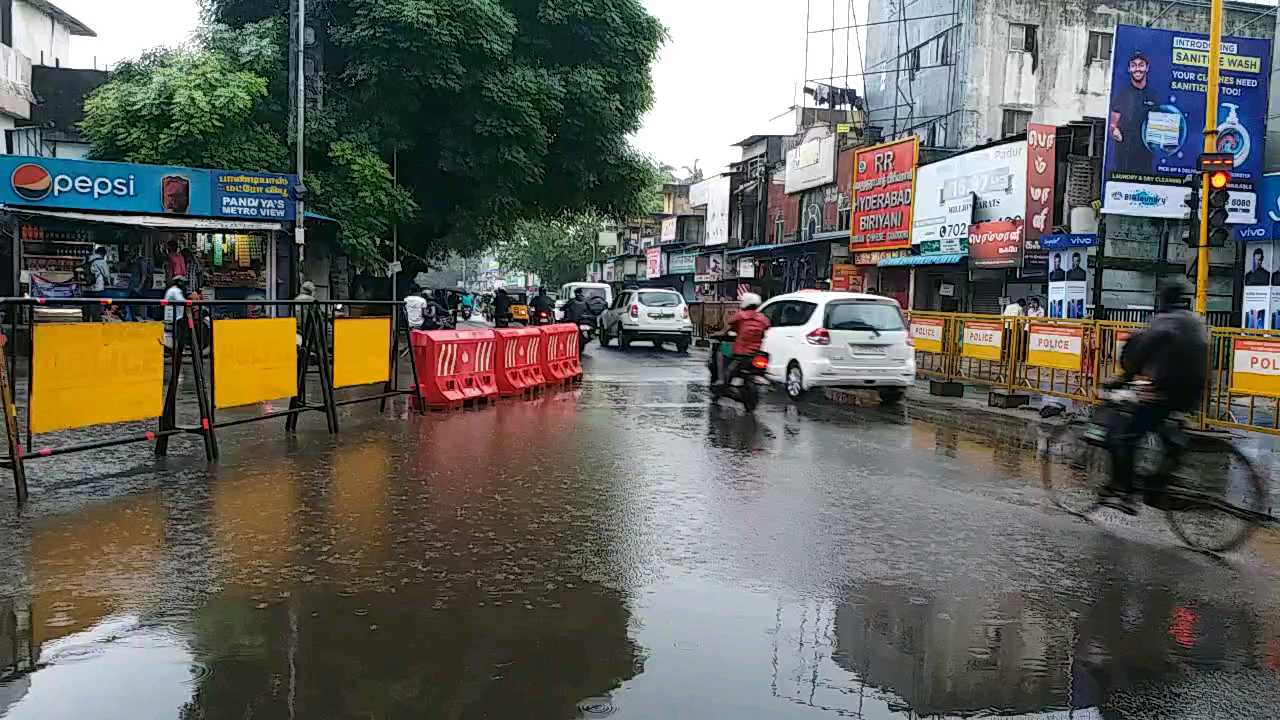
212,318 -> 297,409
333,317 -> 391,389
1016,319 -> 1096,402
906,311 -> 950,381
29,322 -> 164,434
954,315 -> 1016,389
1205,328 -> 1280,434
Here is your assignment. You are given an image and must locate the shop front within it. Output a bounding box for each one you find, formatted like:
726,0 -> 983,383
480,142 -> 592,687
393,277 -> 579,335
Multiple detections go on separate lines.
0,156 -> 298,319
665,250 -> 697,301
851,248 -> 911,308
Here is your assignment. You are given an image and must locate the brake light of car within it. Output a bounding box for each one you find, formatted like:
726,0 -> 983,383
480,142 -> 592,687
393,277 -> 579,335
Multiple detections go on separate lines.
629,304 -> 639,318
751,355 -> 768,370
681,305 -> 688,319
806,327 -> 830,346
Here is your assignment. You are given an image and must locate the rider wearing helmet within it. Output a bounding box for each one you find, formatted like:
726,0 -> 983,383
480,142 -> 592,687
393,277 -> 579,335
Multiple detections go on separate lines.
1106,279 -> 1208,511
729,293 -> 769,356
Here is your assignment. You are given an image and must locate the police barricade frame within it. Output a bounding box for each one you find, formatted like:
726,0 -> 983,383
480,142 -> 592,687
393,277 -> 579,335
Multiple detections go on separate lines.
0,297 -> 422,501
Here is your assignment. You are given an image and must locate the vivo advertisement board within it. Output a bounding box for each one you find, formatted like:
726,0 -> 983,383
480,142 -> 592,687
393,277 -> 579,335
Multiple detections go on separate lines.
0,156 -> 296,221
1102,24 -> 1272,219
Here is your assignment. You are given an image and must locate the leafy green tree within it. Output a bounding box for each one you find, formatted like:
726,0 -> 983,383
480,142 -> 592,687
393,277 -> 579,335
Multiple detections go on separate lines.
81,20 -> 416,270
497,212 -> 603,288
204,0 -> 664,256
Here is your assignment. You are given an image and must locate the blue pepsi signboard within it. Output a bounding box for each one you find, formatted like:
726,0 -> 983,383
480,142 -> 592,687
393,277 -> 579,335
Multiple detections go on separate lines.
0,156 -> 296,221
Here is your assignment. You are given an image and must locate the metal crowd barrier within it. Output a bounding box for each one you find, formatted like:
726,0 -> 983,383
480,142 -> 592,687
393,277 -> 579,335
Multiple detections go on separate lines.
0,297 -> 422,500
906,311 -> 1280,438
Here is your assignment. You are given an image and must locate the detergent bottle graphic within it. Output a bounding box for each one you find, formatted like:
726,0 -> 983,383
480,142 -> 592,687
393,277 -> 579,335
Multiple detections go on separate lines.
1216,102 -> 1251,166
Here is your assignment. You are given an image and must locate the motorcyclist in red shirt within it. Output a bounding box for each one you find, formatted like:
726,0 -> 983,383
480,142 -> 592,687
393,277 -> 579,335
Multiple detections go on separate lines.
728,293 -> 769,356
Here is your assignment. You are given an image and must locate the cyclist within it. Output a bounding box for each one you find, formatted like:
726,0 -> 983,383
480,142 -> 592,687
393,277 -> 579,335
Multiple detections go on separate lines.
1104,279 -> 1208,513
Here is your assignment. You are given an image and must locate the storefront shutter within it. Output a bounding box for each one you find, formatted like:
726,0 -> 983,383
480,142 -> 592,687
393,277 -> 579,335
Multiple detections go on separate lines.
971,280 -> 1004,315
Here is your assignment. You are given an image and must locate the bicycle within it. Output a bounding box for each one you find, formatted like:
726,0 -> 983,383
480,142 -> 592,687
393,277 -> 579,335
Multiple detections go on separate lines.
1039,381 -> 1274,552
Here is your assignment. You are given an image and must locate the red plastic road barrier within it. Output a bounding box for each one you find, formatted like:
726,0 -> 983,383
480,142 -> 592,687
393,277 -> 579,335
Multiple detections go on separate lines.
493,327 -> 546,397
538,324 -> 583,384
411,328 -> 498,409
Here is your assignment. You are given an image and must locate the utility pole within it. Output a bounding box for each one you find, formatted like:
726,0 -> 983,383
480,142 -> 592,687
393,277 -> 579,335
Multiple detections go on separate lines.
1195,0 -> 1225,314
294,0 -> 307,267
391,148 -> 398,301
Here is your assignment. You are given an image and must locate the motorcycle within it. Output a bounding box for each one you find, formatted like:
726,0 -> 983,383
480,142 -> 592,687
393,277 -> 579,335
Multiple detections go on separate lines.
531,307 -> 554,326
708,333 -> 770,412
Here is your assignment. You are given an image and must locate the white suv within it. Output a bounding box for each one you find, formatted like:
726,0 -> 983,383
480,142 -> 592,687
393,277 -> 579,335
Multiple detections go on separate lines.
757,291 -> 915,404
599,288 -> 694,352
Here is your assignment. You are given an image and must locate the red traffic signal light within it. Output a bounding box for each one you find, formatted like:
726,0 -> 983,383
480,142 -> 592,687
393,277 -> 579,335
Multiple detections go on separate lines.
1209,170 -> 1231,189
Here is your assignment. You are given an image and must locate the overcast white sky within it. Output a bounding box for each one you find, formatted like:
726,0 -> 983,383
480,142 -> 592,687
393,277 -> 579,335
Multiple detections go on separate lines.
54,0 -> 866,176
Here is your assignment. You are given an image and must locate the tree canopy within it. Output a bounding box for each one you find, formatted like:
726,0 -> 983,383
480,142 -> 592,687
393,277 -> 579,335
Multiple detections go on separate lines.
496,212 -> 604,289
80,0 -> 666,268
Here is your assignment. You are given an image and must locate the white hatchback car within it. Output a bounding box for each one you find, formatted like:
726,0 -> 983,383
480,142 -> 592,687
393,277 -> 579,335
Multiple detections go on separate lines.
757,291 -> 915,404
599,288 -> 695,352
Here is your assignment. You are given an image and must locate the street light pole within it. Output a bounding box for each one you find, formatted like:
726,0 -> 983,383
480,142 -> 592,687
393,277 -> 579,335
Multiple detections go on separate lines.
294,0 -> 307,267
1195,0 -> 1225,314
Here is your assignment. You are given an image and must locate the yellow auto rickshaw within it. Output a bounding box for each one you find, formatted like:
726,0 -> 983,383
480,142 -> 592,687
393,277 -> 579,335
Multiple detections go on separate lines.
509,291 -> 530,324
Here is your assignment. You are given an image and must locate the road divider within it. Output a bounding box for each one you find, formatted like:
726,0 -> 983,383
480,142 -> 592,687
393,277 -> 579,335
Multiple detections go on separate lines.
494,327 -> 545,397
538,324 -> 582,386
412,328 -> 498,410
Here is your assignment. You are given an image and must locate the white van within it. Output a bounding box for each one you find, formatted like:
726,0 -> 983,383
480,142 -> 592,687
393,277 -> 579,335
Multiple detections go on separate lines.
556,282 -> 612,319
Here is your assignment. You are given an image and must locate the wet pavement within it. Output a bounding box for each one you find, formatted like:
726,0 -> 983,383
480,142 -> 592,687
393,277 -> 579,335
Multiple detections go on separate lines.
1,342 -> 1280,718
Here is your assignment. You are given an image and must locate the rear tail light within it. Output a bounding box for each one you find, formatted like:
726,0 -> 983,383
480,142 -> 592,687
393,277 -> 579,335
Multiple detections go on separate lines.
751,355 -> 769,370
806,327 -> 830,346
629,304 -> 639,318
681,305 -> 688,319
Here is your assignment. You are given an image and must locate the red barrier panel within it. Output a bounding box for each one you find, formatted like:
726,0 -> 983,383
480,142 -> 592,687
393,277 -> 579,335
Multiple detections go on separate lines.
539,324 -> 583,385
411,329 -> 498,409
493,327 -> 546,397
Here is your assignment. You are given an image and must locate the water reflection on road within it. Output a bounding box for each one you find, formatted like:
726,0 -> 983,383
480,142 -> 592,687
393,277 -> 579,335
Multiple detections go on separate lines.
0,349 -> 1276,718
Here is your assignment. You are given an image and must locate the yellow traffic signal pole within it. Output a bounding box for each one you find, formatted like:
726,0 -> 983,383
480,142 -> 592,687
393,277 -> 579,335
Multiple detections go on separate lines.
1195,0 -> 1225,314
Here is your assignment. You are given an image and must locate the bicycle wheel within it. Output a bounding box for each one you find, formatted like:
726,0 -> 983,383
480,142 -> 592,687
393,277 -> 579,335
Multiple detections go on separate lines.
1164,443 -> 1269,553
1040,421 -> 1107,518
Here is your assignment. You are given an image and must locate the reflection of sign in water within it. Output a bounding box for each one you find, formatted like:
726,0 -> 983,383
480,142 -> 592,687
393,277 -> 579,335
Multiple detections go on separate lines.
961,320 -> 1002,361
30,322 -> 164,433
1231,339 -> 1280,396
213,318 -> 297,408
910,317 -> 946,353
1026,324 -> 1084,371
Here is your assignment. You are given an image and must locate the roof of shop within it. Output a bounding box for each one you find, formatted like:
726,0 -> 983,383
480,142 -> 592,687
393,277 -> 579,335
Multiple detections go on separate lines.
877,253 -> 966,267
3,206 -> 284,232
28,1 -> 95,36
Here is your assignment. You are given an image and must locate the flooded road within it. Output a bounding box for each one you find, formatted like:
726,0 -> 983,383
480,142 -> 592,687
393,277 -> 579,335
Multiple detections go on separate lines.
0,346 -> 1279,718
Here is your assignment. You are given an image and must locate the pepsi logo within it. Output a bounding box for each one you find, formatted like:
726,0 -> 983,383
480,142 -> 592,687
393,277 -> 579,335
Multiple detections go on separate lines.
11,163 -> 51,201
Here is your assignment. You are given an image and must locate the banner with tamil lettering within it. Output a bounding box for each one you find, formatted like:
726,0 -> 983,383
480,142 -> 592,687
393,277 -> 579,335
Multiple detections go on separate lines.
1102,24 -> 1272,219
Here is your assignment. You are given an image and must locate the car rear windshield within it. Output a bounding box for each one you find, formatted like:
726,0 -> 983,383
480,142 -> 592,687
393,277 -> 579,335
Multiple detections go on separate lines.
638,292 -> 681,307
580,288 -> 608,301
825,301 -> 905,331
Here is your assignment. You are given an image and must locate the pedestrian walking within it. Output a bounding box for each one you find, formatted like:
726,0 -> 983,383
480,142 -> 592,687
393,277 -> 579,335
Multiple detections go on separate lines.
127,248 -> 154,321
295,280 -> 317,347
84,246 -> 111,321
162,276 -> 187,349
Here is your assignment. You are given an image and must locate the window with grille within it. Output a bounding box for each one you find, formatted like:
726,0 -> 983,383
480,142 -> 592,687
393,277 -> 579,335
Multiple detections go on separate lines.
936,29 -> 952,65
909,47 -> 921,79
1002,109 -> 1031,138
774,216 -> 784,243
1087,31 -> 1113,64
1009,23 -> 1037,53
837,193 -> 852,231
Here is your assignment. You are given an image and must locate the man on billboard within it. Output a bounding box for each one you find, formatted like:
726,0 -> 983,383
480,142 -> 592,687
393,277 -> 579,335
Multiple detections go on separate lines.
1247,246 -> 1271,285
1109,50 -> 1157,174
1049,253 -> 1065,282
1066,252 -> 1087,281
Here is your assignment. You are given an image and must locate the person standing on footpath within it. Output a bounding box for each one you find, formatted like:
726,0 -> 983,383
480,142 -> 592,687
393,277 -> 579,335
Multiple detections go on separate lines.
166,239 -> 187,284
294,280 -> 317,348
162,276 -> 188,350
84,246 -> 111,321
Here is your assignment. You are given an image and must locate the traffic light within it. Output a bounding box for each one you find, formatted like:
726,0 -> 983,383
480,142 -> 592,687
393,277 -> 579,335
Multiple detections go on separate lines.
1182,173 -> 1201,245
1206,169 -> 1231,246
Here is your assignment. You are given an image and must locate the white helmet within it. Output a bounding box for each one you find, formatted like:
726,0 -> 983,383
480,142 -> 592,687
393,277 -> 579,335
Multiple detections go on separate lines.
739,292 -> 762,309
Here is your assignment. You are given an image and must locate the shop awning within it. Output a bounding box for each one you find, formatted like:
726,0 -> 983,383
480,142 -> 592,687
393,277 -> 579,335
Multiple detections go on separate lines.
2,206 -> 285,232
878,253 -> 966,267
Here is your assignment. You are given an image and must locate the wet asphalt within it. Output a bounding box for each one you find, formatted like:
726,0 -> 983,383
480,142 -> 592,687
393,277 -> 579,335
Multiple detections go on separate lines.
0,336 -> 1279,718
